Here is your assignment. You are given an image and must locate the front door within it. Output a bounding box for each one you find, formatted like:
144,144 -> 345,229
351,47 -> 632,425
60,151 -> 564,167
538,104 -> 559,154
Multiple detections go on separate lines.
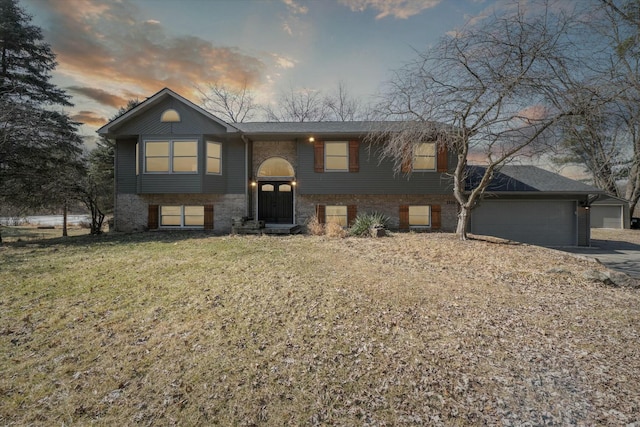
258,181 -> 294,223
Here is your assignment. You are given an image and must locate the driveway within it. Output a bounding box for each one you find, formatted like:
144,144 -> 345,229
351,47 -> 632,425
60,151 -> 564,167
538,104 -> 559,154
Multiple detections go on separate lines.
559,234 -> 640,279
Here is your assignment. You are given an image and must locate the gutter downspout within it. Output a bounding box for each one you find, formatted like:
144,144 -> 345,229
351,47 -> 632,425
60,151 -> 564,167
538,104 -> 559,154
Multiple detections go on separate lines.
241,134 -> 251,217
113,138 -> 118,232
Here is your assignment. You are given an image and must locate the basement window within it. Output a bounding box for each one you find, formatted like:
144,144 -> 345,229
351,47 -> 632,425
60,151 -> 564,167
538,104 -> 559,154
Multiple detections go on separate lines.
325,205 -> 347,226
409,205 -> 431,227
160,206 -> 204,228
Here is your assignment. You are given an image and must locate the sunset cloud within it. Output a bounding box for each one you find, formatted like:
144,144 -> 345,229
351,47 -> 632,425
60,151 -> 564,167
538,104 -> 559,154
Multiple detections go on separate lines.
67,86 -> 128,108
70,111 -> 108,127
339,0 -> 441,19
38,0 -> 266,111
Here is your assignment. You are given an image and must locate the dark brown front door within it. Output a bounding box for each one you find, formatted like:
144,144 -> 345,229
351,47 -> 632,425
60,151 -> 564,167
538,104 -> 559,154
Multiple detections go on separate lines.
258,181 -> 293,224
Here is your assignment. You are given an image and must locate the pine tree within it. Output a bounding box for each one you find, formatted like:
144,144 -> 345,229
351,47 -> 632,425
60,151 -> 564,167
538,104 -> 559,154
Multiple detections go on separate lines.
0,0 -> 85,216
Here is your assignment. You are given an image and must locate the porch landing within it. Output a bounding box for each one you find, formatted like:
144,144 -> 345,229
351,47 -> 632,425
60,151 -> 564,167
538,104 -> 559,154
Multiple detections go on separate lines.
232,217 -> 301,235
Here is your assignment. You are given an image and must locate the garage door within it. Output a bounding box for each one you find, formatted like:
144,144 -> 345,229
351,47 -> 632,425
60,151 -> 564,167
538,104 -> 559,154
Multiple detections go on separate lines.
590,206 -> 622,228
470,200 -> 576,246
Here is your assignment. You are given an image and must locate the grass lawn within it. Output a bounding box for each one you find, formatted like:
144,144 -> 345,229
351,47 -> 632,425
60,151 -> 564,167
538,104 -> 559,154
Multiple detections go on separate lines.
1,230 -> 639,425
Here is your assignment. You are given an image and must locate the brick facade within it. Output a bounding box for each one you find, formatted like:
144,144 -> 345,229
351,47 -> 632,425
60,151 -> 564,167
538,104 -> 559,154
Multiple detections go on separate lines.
297,194 -> 458,232
115,193 -> 245,233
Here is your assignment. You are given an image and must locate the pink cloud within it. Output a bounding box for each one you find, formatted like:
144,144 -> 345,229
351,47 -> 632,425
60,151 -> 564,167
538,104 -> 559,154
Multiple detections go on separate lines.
38,0 -> 266,108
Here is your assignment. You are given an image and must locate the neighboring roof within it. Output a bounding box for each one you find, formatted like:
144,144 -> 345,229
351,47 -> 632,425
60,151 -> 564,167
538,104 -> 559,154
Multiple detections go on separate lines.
97,87 -> 238,135
466,165 -> 604,194
592,194 -> 630,205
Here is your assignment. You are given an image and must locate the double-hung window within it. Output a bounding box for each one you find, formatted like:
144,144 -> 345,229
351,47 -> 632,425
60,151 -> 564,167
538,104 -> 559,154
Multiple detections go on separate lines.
325,205 -> 348,226
207,141 -> 221,174
409,205 -> 431,227
324,141 -> 348,171
160,206 -> 204,227
413,142 -> 436,171
144,140 -> 198,173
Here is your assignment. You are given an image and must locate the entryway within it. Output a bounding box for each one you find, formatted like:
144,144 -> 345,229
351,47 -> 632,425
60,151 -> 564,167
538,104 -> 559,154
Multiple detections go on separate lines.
258,181 -> 294,223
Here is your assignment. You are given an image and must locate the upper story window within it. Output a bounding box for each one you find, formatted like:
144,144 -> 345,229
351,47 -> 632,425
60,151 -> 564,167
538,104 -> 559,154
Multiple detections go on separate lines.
207,141 -> 221,174
160,108 -> 181,122
325,141 -> 348,171
144,140 -> 197,173
413,142 -> 436,171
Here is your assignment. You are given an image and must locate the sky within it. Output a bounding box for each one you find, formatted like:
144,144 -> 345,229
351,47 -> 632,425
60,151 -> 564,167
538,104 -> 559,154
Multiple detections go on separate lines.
21,0 -> 500,139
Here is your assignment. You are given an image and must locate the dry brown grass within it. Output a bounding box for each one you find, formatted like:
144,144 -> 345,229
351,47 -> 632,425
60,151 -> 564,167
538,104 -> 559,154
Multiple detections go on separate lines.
325,221 -> 347,238
306,215 -> 324,236
1,231 -> 639,425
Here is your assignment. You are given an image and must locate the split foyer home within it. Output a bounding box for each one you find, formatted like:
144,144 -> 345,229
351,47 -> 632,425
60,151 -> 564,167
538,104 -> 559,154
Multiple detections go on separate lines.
98,87 -> 603,246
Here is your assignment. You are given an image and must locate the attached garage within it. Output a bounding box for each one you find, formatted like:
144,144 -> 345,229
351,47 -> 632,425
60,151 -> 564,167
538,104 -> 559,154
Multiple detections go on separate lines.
590,196 -> 629,229
470,200 -> 577,246
466,165 -> 603,246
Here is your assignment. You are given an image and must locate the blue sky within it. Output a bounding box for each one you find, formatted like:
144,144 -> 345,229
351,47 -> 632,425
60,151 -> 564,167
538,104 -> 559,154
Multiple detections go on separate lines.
22,0 -> 497,135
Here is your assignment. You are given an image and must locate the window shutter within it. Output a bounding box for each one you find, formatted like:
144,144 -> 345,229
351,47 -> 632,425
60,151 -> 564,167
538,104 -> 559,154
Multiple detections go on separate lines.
401,146 -> 412,174
204,204 -> 214,230
347,205 -> 357,226
148,205 -> 159,229
437,143 -> 448,173
314,140 -> 324,172
399,205 -> 409,231
349,140 -> 359,172
431,205 -> 441,230
316,205 -> 326,224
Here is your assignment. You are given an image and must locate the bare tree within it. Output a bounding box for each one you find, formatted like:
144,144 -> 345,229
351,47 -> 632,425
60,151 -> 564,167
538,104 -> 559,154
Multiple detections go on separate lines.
265,86 -> 330,122
369,1 -> 585,240
197,80 -> 258,123
325,81 -> 368,121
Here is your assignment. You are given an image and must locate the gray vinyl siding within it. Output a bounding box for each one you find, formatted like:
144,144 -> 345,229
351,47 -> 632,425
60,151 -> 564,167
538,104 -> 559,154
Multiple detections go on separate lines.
297,141 -> 455,195
111,97 -> 230,136
202,137 -> 245,194
140,174 -> 202,193
115,138 -> 137,194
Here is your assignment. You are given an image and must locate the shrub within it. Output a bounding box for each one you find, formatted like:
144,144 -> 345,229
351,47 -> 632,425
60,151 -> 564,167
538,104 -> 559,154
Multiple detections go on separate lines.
349,212 -> 390,237
325,221 -> 347,238
306,215 -> 324,236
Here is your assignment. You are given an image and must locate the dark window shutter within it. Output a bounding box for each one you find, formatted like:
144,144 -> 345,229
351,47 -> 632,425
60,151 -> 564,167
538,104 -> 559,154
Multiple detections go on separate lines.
399,205 -> 409,231
401,146 -> 412,174
431,205 -> 441,230
437,143 -> 448,173
316,205 -> 326,224
347,205 -> 357,226
349,140 -> 359,172
204,204 -> 214,230
314,140 -> 324,172
148,205 -> 159,229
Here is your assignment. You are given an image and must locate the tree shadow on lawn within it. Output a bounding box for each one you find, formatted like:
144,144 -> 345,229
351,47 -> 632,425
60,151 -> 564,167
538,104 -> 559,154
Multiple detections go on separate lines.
0,230 -> 225,249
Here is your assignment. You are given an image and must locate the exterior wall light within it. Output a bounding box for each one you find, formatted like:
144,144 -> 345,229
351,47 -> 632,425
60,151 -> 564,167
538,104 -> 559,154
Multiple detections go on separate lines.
308,137 -> 315,142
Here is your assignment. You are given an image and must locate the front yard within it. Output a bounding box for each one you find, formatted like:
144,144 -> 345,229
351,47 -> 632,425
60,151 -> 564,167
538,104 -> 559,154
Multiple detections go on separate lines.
1,231 -> 639,425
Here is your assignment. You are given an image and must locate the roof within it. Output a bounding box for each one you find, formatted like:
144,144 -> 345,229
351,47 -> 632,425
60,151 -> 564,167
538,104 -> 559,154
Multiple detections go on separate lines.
591,194 -> 630,206
235,121 -> 451,139
97,87 -> 239,136
466,165 -> 603,194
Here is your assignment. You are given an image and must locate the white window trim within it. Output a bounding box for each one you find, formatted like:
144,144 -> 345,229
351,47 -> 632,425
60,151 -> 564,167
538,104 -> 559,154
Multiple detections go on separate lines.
206,141 -> 222,175
144,139 -> 198,174
324,141 -> 349,172
412,142 -> 437,171
160,205 -> 205,228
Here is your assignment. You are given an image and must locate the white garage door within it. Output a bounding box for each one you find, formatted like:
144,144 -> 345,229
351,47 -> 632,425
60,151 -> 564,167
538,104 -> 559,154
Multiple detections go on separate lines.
590,206 -> 622,229
470,200 -> 577,246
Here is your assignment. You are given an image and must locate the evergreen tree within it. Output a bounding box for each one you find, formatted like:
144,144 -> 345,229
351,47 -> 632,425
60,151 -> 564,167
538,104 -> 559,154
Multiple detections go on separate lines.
0,0 -> 84,216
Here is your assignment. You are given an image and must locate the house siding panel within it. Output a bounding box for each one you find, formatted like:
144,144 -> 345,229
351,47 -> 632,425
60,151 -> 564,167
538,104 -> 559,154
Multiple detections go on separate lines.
297,141 -> 453,195
115,138 -> 137,194
112,97 -> 230,136
140,174 -> 202,193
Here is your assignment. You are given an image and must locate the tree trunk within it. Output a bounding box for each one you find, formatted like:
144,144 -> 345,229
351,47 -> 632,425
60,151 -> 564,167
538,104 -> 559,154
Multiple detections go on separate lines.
62,202 -> 68,237
456,206 -> 470,241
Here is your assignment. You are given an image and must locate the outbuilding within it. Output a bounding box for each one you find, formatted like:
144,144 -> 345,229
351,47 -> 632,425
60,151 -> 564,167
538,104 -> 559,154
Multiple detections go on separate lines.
590,195 -> 630,229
